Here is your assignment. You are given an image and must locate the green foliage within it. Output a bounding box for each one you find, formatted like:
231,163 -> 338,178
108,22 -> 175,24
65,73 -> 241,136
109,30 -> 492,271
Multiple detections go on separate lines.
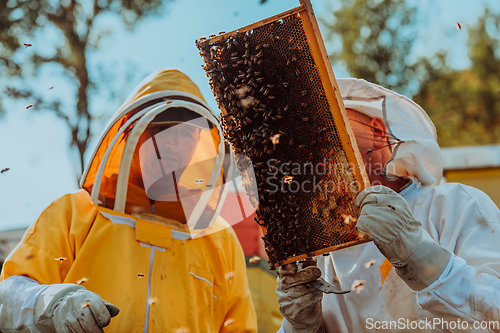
414,9 -> 500,146
322,0 -> 417,94
323,0 -> 500,146
0,0 -> 174,178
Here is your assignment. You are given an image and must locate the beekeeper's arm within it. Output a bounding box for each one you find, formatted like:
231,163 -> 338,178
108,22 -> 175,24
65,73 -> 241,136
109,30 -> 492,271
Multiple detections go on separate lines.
356,185 -> 500,328
276,258 -> 325,333
0,192 -> 118,333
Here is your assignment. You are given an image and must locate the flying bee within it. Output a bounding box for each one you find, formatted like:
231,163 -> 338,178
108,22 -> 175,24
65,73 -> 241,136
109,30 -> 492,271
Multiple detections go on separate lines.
224,319 -> 235,327
137,274 -> 145,279
351,279 -> 365,294
77,277 -> 89,285
55,257 -> 67,264
26,104 -> 33,109
248,256 -> 261,264
23,43 -> 32,48
365,259 -> 377,268
81,301 -> 91,309
1,168 -> 9,174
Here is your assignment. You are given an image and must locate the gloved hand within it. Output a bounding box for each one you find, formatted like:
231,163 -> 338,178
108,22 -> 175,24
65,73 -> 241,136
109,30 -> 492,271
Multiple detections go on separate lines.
355,185 -> 452,291
34,284 -> 119,333
276,258 -> 325,333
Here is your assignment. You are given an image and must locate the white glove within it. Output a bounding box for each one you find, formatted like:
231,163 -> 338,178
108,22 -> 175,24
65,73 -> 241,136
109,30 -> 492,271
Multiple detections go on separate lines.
355,185 -> 452,291
34,284 -> 119,333
276,258 -> 325,333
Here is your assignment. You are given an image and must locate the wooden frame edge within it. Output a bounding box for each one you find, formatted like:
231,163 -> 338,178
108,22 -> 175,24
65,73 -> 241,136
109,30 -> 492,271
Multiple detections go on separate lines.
298,0 -> 371,192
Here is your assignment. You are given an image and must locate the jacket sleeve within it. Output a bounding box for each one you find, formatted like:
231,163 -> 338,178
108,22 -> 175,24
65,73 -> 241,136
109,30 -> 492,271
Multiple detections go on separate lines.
0,276 -> 48,333
219,230 -> 257,333
415,185 -> 500,330
0,191 -> 94,332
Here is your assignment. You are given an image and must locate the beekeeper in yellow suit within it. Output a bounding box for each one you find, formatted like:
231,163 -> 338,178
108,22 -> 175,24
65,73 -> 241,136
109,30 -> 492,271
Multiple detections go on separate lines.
0,69 -> 257,333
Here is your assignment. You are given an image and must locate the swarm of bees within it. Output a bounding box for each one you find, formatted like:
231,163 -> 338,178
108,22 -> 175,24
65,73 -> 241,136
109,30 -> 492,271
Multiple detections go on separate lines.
197,14 -> 361,267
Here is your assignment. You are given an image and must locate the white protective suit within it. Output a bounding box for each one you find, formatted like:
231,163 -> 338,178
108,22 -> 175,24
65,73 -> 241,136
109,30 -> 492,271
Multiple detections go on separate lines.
279,78 -> 500,332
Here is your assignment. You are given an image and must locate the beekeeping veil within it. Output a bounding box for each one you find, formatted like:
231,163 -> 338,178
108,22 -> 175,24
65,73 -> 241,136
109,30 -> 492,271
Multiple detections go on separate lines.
80,69 -> 235,236
337,78 -> 442,186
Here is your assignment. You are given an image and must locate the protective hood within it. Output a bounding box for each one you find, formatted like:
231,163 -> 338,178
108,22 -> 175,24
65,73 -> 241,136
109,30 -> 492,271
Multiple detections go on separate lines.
80,69 -> 235,235
337,78 -> 442,186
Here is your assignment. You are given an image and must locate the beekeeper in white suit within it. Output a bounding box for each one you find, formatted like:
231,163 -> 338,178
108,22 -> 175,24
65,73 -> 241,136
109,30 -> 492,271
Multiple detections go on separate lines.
277,78 -> 500,333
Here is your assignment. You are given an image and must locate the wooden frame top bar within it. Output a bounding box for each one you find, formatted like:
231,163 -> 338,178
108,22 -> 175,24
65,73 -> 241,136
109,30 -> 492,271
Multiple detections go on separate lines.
198,5 -> 306,45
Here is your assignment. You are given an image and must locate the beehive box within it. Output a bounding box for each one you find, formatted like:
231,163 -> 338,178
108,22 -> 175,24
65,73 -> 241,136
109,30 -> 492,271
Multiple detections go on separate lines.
196,0 -> 371,267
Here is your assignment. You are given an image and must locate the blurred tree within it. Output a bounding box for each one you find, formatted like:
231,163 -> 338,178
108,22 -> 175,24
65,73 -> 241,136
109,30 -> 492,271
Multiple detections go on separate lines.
322,0 -> 418,94
414,9 -> 500,146
0,0 -> 175,180
323,0 -> 500,146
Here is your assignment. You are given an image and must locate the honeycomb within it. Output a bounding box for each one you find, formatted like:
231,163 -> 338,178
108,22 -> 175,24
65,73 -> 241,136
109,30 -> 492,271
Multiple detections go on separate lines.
197,12 -> 369,267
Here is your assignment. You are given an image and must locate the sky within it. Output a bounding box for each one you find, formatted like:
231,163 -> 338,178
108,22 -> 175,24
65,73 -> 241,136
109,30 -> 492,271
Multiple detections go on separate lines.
0,0 -> 499,232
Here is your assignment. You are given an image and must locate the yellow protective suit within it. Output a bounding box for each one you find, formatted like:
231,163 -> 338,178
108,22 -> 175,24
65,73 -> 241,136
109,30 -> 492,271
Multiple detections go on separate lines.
0,69 -> 257,333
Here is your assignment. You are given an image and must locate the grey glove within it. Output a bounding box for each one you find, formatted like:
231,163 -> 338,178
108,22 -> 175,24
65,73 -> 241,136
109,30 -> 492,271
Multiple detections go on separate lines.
276,258 -> 325,333
34,284 -> 119,333
356,185 -> 452,291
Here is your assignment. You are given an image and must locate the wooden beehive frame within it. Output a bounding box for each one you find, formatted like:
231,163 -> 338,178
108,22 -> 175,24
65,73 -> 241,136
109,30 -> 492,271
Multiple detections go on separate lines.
200,0 -> 371,266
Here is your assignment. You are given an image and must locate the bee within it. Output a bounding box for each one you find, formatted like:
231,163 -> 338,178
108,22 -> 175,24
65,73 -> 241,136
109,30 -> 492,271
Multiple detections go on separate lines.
26,104 -> 33,109
219,31 -> 226,35
77,277 -> 89,285
284,175 -> 294,184
271,134 -> 281,145
54,257 -> 67,264
137,273 -> 145,279
341,214 -> 357,225
248,256 -> 261,264
365,259 -> 377,268
224,319 -> 235,327
351,279 -> 365,294
1,168 -> 9,174
195,179 -> 204,186
81,301 -> 91,309
456,22 -> 461,30
49,86 -> 54,90
23,43 -> 32,48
